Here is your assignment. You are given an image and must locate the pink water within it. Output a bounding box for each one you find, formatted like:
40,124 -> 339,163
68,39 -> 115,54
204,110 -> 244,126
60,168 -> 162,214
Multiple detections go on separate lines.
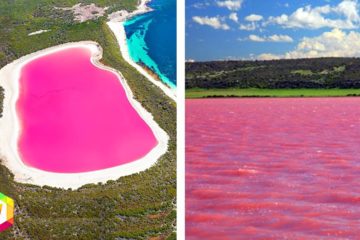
186,98 -> 360,239
16,47 -> 157,173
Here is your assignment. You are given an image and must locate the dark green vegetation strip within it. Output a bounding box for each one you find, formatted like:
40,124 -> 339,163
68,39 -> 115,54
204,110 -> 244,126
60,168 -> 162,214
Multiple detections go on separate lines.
186,58 -> 360,89
186,88 -> 360,99
0,1 -> 176,239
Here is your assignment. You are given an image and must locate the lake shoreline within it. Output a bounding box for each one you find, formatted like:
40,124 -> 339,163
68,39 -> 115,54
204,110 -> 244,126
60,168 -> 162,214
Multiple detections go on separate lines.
0,41 -> 169,189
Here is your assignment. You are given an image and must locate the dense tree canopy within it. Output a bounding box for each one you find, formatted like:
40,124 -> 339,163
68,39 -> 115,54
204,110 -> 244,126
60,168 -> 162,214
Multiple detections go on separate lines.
186,58 -> 360,89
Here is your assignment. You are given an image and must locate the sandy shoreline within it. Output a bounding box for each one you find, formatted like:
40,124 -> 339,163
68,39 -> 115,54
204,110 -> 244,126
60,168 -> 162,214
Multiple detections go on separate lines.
28,29 -> 50,36
0,41 -> 169,189
107,0 -> 177,101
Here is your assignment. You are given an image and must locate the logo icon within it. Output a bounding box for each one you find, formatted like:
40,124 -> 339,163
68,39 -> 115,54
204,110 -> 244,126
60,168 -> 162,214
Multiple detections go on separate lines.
0,192 -> 14,232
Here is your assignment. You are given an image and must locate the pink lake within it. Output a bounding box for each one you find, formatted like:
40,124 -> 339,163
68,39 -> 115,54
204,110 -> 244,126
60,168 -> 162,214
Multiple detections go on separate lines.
16,46 -> 157,173
186,98 -> 360,239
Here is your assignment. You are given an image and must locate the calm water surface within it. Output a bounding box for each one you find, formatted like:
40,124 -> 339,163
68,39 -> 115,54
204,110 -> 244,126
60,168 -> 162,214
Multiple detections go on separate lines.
186,98 -> 360,239
17,47 -> 157,173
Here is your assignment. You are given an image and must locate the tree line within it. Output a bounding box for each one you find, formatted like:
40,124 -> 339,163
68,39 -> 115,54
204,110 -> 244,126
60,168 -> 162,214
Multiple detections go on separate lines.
186,58 -> 360,89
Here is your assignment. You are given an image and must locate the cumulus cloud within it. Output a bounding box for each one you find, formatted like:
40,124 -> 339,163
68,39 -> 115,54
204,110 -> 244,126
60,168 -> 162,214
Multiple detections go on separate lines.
239,22 -> 257,31
249,34 -> 265,42
192,2 -> 211,9
258,28 -> 360,59
245,14 -> 263,22
229,12 -> 238,23
248,34 -> 294,42
239,14 -> 263,30
258,53 -> 281,60
268,34 -> 294,42
216,0 -> 243,10
192,16 -> 230,30
268,0 -> 360,29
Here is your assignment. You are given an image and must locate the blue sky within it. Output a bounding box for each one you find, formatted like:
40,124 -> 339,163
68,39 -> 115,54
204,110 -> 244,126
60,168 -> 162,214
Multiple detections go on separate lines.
186,0 -> 360,61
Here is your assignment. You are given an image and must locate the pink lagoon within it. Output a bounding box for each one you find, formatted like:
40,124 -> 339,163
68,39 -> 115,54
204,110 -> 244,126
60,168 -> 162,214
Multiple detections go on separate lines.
186,98 -> 360,239
16,46 -> 158,173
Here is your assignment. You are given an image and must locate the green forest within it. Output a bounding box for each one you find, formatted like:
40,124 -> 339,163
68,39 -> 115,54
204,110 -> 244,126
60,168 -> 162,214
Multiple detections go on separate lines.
186,58 -> 360,91
186,88 -> 360,98
0,1 -> 176,239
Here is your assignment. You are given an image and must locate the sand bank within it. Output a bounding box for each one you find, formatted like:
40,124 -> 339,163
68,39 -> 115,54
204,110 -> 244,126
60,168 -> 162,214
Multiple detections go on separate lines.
0,41 -> 169,189
28,30 -> 50,36
107,0 -> 177,101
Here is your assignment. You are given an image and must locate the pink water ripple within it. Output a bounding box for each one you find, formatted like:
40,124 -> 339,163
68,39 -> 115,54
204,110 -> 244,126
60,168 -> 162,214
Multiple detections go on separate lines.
186,98 -> 360,239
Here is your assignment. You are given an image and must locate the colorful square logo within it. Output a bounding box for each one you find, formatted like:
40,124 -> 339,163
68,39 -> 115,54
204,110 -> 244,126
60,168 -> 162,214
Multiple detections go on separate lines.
0,192 -> 14,232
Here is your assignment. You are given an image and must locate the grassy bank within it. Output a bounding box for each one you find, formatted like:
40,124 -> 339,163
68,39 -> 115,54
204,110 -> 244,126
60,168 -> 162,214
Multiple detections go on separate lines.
186,88 -> 360,99
0,1 -> 176,239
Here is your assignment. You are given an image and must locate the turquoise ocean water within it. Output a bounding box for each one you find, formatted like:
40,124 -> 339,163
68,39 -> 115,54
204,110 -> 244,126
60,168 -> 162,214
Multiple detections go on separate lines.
124,0 -> 176,88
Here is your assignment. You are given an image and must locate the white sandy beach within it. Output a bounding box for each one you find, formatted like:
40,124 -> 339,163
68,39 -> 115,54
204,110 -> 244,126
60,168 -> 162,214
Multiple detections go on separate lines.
28,29 -> 50,36
107,0 -> 177,101
0,41 -> 169,189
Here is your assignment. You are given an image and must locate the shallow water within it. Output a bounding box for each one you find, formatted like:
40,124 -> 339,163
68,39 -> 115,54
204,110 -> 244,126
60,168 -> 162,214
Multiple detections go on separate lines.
186,98 -> 360,239
124,0 -> 176,88
17,47 -> 157,173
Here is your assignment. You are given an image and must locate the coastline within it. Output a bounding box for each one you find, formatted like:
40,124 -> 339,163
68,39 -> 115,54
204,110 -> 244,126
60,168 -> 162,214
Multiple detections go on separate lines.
0,41 -> 169,189
107,0 -> 177,101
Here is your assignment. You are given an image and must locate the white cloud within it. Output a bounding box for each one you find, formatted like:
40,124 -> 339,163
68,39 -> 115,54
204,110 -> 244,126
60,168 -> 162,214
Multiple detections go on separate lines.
192,16 -> 230,30
336,0 -> 360,22
192,2 -> 211,9
258,28 -> 360,59
245,14 -> 263,22
249,34 -> 265,42
216,0 -> 243,10
239,22 -> 257,31
268,34 -> 294,42
248,34 -> 294,42
268,0 -> 360,29
240,14 -> 263,30
229,12 -> 238,23
258,53 -> 281,60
